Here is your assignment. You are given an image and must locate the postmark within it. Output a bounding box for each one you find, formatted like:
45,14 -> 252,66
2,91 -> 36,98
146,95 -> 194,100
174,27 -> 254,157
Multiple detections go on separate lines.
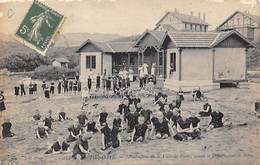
15,0 -> 64,56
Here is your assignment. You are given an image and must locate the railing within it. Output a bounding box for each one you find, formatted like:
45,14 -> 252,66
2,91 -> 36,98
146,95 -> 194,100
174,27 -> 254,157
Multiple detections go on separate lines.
112,65 -> 165,77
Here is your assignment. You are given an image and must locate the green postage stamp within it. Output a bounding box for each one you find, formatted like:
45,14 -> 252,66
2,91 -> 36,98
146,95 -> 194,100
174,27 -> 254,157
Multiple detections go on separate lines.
15,0 -> 64,56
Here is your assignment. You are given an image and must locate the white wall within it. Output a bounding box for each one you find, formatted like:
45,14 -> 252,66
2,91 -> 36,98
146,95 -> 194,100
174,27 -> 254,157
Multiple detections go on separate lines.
80,52 -> 102,82
181,49 -> 213,81
160,14 -> 183,31
103,54 -> 112,76
214,48 -> 246,81
80,52 -> 113,82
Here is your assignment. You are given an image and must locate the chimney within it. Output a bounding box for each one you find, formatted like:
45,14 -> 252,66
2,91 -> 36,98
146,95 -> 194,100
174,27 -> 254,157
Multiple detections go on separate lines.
190,11 -> 194,16
203,12 -> 206,21
198,12 -> 201,19
174,8 -> 178,13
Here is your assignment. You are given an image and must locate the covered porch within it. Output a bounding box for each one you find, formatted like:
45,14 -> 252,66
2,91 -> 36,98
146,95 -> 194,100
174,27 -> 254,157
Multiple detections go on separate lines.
134,30 -> 170,78
112,52 -> 139,75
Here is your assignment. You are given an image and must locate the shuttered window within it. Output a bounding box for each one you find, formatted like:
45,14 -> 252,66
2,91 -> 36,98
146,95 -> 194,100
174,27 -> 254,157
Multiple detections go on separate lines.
86,55 -> 96,69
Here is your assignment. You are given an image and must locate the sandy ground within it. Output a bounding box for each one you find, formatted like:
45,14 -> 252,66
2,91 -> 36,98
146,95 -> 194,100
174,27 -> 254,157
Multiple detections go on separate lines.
0,74 -> 260,165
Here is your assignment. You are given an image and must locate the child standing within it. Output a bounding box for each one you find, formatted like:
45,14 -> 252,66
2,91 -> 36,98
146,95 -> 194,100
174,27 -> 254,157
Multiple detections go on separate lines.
29,82 -> 34,95
99,108 -> 108,126
96,73 -> 101,91
20,81 -> 26,96
81,87 -> 90,110
87,76 -> 92,92
0,91 -> 6,115
100,123 -> 112,150
14,85 -> 20,97
57,80 -> 62,94
50,82 -> 55,94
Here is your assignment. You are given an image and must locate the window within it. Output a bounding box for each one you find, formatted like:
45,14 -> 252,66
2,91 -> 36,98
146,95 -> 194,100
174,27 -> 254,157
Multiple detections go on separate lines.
86,55 -> 96,69
200,25 -> 202,32
91,56 -> 96,69
190,24 -> 193,31
237,18 -> 240,25
170,53 -> 176,72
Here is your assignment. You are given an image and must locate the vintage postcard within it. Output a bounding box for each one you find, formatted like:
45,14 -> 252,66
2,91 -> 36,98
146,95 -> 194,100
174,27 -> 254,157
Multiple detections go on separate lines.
0,0 -> 260,165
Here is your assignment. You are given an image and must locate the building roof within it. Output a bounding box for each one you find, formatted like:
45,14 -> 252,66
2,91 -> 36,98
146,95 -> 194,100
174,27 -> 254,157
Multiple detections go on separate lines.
134,30 -> 167,47
216,11 -> 260,30
168,30 -> 255,48
76,39 -> 138,53
108,42 -> 138,53
211,30 -> 255,48
77,30 -> 255,53
156,11 -> 209,26
54,58 -> 69,63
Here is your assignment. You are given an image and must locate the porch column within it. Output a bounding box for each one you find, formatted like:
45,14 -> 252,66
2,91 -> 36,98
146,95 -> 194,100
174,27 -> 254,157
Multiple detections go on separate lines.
137,51 -> 140,66
161,49 -> 165,78
141,49 -> 144,64
127,53 -> 130,70
178,48 -> 182,81
245,48 -> 248,80
157,48 -> 160,76
101,53 -> 104,75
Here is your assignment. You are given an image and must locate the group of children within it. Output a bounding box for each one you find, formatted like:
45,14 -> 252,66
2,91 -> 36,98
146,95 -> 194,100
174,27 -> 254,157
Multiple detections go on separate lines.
2,82 -> 228,160
14,75 -> 82,99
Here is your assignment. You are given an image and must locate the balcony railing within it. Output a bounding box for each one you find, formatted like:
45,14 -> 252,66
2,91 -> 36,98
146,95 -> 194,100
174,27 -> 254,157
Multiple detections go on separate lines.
112,65 -> 165,77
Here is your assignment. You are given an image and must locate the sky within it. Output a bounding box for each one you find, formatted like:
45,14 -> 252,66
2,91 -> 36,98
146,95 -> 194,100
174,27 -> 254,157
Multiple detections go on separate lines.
0,0 -> 259,36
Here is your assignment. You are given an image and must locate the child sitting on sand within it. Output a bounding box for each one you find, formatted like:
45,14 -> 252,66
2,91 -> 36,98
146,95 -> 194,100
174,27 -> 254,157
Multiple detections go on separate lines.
32,109 -> 41,121
35,121 -> 48,139
173,114 -> 201,141
206,110 -> 224,131
199,103 -> 212,117
81,87 -> 90,110
45,136 -> 70,154
150,111 -> 173,139
125,104 -> 139,133
72,133 -> 92,160
67,121 -> 82,143
58,107 -> 69,121
1,119 -> 15,138
130,116 -> 148,143
77,111 -> 88,127
86,117 -> 98,133
43,113 -> 54,133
